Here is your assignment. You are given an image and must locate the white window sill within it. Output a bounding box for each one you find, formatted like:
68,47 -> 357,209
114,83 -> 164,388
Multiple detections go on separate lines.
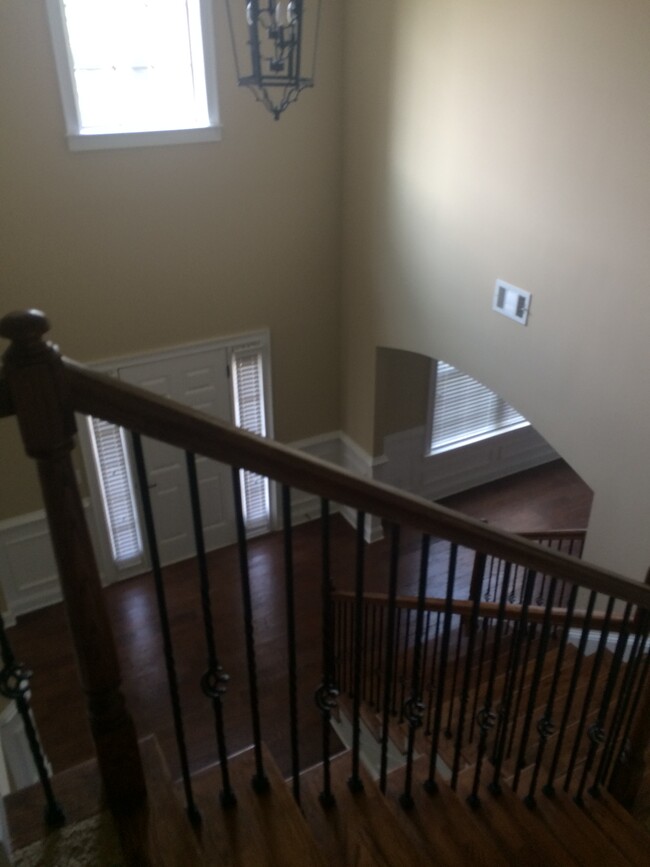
67,125 -> 222,152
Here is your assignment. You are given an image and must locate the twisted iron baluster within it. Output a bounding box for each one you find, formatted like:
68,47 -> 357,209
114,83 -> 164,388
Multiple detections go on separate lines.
597,615 -> 649,784
468,561 -> 512,808
424,611 -> 441,737
524,583 -> 578,808
379,524 -> 401,795
425,543 -> 458,794
281,486 -> 301,804
315,497 -> 338,808
132,432 -> 200,824
514,577 -> 557,795
543,591 -> 597,797
185,452 -> 235,808
578,604 -> 633,803
490,568 -> 536,794
231,466 -> 269,793
564,596 -> 615,797
0,614 -> 64,827
399,535 -> 430,809
348,510 -> 366,793
452,552 -> 486,790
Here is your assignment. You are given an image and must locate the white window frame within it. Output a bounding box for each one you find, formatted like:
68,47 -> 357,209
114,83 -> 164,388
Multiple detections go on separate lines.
45,0 -> 221,151
230,345 -> 272,535
427,360 -> 529,456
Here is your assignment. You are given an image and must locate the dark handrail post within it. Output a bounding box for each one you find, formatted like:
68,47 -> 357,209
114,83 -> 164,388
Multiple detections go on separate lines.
0,310 -> 146,809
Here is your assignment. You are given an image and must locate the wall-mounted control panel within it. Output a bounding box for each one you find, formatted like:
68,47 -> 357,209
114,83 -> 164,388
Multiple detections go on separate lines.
493,279 -> 531,325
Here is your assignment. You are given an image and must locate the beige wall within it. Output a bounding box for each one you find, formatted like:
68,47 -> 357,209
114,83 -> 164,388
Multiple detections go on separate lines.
374,347 -> 430,453
342,0 -> 650,578
0,1 -> 343,520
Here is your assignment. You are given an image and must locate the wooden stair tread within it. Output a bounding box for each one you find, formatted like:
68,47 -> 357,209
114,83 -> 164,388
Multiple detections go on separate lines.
582,788 -> 650,865
5,736 -> 204,866
184,743 -> 325,866
116,735 -> 204,866
518,786 -> 632,867
384,757 -> 510,866
300,751 -> 430,867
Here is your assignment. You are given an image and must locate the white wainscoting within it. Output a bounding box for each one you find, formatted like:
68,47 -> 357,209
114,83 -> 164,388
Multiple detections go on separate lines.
375,424 -> 558,503
0,427 -> 557,618
0,500 -> 103,621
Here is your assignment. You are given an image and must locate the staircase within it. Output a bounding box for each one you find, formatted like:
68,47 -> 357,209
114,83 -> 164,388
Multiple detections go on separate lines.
1,310 -> 650,865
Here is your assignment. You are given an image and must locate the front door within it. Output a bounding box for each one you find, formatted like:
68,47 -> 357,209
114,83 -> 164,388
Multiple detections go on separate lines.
118,347 -> 236,566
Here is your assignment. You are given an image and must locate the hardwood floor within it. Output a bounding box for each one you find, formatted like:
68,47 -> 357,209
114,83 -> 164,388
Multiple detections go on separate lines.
7,459 -> 592,794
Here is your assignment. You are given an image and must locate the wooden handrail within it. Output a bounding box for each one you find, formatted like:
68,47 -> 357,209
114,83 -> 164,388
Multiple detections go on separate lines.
519,529 -> 587,542
331,590 -> 632,632
61,358 -> 650,611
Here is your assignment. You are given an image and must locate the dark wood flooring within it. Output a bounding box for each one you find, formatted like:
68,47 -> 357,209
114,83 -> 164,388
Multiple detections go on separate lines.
7,459 -> 592,792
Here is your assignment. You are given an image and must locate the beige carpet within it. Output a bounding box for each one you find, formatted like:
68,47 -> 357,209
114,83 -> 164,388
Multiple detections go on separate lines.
12,813 -> 124,867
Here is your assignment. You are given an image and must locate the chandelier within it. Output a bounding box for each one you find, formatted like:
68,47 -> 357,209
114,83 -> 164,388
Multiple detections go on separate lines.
225,1 -> 322,120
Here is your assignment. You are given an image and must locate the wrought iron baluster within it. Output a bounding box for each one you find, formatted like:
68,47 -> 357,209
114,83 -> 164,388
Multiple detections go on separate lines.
469,616 -> 490,745
398,609 -> 412,724
0,613 -> 64,827
419,611 -> 432,719
400,535 -> 430,809
525,583 -> 578,807
505,599 -> 538,761
185,452 -> 235,808
608,627 -> 650,798
425,543 -> 458,794
444,626 -> 464,741
452,552 -> 486,790
577,604 -> 633,803
375,606 -> 385,711
132,433 -> 200,823
348,510 -> 366,793
281,486 -> 301,804
564,596 -> 616,796
543,590 -> 597,797
424,611 -> 442,737
514,578 -> 558,795
468,561 -> 512,808
369,604 -> 377,707
315,498 -> 337,808
490,568 -> 536,794
362,604 -> 370,703
379,524 -> 401,794
598,615 -> 649,784
391,609 -> 402,716
231,466 -> 269,793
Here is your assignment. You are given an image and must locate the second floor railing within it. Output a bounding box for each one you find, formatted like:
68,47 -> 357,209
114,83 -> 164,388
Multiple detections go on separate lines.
0,309 -> 648,829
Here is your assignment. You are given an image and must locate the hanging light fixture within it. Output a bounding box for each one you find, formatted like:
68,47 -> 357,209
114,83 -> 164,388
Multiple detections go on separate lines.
225,1 -> 322,120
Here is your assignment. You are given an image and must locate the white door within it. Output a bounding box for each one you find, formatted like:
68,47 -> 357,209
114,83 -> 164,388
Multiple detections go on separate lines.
118,348 -> 236,566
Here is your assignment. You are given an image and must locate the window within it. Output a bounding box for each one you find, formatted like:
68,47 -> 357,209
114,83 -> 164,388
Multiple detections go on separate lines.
429,360 -> 528,454
46,0 -> 220,150
231,346 -> 271,533
87,417 -> 144,566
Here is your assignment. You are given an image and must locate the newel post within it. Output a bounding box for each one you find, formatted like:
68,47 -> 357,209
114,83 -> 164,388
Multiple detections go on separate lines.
0,310 -> 146,810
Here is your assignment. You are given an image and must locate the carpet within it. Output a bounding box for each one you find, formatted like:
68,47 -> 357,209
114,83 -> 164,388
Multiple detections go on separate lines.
12,812 -> 124,867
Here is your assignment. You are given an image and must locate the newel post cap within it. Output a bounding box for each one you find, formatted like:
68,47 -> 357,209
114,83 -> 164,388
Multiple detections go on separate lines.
0,309 -> 50,344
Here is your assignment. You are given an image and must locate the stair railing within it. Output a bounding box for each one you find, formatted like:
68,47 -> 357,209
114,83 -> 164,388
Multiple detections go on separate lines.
1,309 -> 649,821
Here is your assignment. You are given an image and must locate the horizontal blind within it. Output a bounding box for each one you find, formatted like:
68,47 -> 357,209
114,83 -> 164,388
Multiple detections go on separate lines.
88,417 -> 143,565
231,348 -> 270,531
430,361 -> 527,453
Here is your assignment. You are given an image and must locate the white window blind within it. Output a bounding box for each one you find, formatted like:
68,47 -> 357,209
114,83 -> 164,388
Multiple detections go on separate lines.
231,348 -> 271,531
430,361 -> 528,454
88,417 -> 144,566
